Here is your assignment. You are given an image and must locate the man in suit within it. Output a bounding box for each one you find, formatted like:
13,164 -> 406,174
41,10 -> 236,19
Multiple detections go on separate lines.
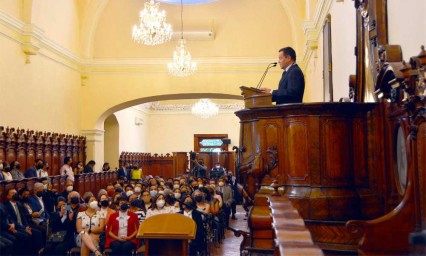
3,188 -> 43,254
25,158 -> 43,178
261,47 -> 305,104
117,162 -> 131,181
10,161 -> 25,180
83,160 -> 96,173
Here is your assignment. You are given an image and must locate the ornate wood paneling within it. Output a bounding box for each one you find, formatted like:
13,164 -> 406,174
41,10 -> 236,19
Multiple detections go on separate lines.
284,119 -> 309,184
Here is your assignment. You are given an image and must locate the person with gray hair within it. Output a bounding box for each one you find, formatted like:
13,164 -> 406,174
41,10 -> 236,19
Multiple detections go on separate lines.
27,182 -> 50,224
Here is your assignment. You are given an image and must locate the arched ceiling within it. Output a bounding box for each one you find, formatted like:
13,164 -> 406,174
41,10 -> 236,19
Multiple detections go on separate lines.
78,0 -> 306,59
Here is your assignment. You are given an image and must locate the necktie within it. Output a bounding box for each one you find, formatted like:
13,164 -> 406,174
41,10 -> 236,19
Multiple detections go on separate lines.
14,203 -> 22,226
38,170 -> 42,177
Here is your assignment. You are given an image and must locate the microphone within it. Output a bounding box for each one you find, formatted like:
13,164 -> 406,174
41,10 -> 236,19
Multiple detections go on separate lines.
256,62 -> 277,89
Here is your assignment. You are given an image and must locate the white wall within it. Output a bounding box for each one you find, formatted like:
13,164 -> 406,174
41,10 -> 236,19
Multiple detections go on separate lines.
147,111 -> 240,154
113,107 -> 241,155
329,0 -> 356,101
114,108 -> 149,153
104,114 -> 120,169
388,0 -> 426,59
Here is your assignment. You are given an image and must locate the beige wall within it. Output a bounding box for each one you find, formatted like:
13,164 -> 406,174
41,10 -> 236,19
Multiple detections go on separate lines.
388,0 -> 426,59
114,107 -> 149,153
104,114 -> 119,169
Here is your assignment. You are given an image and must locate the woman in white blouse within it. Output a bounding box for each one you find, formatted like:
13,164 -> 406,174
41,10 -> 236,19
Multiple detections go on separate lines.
1,161 -> 13,181
145,194 -> 172,218
76,196 -> 105,256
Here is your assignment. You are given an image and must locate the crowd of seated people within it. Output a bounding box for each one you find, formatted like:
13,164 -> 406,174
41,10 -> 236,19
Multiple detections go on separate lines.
0,159 -> 249,256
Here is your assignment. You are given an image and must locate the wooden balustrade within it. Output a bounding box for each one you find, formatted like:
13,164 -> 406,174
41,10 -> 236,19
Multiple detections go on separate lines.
0,171 -> 118,203
119,151 -> 235,178
0,126 -> 86,176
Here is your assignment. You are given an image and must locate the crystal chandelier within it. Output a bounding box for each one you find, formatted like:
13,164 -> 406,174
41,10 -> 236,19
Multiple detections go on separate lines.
132,0 -> 173,46
191,99 -> 219,119
168,0 -> 197,76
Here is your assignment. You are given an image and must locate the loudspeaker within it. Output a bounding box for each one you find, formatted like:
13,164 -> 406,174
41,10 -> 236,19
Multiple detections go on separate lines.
222,139 -> 231,145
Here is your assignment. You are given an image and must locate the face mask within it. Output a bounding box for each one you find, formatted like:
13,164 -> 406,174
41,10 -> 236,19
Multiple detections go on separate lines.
108,190 -> 114,196
218,182 -> 225,187
4,167 -> 11,172
70,197 -> 80,205
130,200 -> 139,207
12,194 -> 20,201
194,195 -> 203,202
198,184 -> 203,188
15,164 -> 21,170
160,182 -> 164,186
43,184 -> 48,190
216,165 -> 220,168
174,193 -> 181,199
134,187 -> 141,193
150,190 -> 158,197
173,184 -> 180,189
36,164 -> 43,169
126,191 -> 134,197
89,201 -> 98,210
0,164 -> 3,170
36,191 -> 43,197
101,200 -> 109,207
156,200 -> 165,208
210,184 -> 216,188
22,196 -> 29,202
184,201 -> 194,209
66,186 -> 73,192
120,203 -> 129,211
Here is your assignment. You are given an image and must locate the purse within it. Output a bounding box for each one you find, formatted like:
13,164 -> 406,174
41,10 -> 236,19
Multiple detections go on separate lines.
47,230 -> 67,243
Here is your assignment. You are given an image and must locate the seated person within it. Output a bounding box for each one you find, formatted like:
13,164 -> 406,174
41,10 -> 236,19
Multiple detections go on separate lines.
129,195 -> 146,223
76,196 -> 105,256
179,196 -> 205,256
1,161 -> 13,181
193,190 -> 210,214
210,162 -> 226,179
44,197 -> 72,255
106,197 -> 140,255
141,190 -> 152,210
145,194 -> 172,218
98,194 -> 115,224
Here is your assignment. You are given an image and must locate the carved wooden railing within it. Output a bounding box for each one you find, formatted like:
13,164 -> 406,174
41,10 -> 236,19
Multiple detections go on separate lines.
0,126 -> 86,176
0,171 -> 118,203
346,45 -> 426,255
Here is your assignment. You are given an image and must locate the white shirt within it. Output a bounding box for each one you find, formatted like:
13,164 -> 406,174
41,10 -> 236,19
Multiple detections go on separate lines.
60,164 -> 74,181
2,171 -> 12,181
37,169 -> 48,178
118,211 -> 129,238
183,210 -> 193,219
145,207 -> 172,219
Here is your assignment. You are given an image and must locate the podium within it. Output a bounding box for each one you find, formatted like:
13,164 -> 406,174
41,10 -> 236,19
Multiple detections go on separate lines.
240,86 -> 273,108
137,213 -> 196,256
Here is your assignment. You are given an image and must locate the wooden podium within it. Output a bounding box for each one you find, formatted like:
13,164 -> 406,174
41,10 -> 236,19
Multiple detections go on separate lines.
137,213 -> 196,256
240,86 -> 273,108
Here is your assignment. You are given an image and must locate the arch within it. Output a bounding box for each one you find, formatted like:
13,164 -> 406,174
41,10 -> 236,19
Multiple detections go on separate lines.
95,93 -> 242,129
80,0 -> 109,58
279,0 -> 305,54
104,113 -> 119,169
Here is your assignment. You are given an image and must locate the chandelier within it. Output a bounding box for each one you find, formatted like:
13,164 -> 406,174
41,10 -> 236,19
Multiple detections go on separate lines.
132,0 -> 173,46
191,99 -> 219,119
168,0 -> 197,76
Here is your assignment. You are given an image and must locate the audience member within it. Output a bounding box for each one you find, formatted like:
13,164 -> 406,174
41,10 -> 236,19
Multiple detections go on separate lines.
1,161 -> 13,181
83,160 -> 96,174
10,161 -> 25,180
60,157 -> 74,182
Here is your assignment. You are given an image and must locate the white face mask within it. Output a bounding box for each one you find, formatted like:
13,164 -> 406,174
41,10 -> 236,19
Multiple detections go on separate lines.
89,201 -> 98,210
210,184 -> 216,188
198,184 -> 203,188
218,182 -> 225,187
174,193 -> 181,199
216,165 -> 220,168
156,200 -> 165,208
126,191 -> 134,197
173,184 -> 180,189
43,184 -> 48,190
134,187 -> 141,193
66,186 -> 73,192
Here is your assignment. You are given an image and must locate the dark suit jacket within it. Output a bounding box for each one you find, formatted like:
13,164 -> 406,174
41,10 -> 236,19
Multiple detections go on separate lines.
24,166 -> 37,178
83,165 -> 93,174
117,167 -> 131,181
27,195 -> 49,220
272,63 -> 305,104
3,201 -> 29,229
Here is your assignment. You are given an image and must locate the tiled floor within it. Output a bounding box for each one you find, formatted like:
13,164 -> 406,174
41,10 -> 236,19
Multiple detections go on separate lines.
210,206 -> 249,256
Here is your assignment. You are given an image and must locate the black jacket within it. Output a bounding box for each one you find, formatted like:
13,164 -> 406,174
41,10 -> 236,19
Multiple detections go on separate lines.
272,63 -> 305,104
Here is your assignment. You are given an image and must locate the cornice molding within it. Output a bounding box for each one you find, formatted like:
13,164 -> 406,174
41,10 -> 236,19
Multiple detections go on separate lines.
132,101 -> 243,115
300,0 -> 334,71
0,10 -> 276,74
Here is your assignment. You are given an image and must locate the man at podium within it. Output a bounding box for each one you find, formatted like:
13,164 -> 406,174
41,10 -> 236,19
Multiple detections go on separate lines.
260,47 -> 305,104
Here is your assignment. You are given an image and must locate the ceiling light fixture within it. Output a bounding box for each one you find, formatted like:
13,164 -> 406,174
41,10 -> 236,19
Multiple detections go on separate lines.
191,99 -> 219,119
168,0 -> 197,76
132,0 -> 173,46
